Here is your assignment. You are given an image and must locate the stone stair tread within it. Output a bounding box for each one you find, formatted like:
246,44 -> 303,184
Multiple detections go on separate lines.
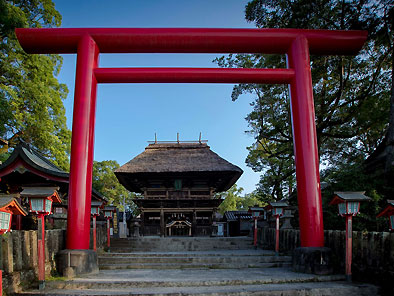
17,282 -> 378,295
108,237 -> 255,252
98,258 -> 291,264
98,262 -> 291,270
100,250 -> 280,256
43,268 -> 346,289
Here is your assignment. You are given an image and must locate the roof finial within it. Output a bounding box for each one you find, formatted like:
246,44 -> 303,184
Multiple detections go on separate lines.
177,133 -> 180,144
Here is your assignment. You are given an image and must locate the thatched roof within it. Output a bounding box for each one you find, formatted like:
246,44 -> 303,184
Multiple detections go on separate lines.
115,143 -> 243,192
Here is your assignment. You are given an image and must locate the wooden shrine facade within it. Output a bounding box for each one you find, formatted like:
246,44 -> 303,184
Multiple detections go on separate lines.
0,142 -> 107,230
134,198 -> 223,236
115,141 -> 243,237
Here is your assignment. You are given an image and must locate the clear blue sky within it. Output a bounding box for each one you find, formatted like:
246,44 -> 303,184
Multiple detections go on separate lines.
54,0 -> 261,194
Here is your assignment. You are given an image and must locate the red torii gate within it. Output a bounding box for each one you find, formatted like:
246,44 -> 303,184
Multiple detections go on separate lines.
16,28 -> 367,250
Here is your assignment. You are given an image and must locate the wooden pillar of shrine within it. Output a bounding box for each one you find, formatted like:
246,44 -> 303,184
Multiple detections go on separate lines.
140,210 -> 145,236
160,208 -> 165,237
192,210 -> 197,237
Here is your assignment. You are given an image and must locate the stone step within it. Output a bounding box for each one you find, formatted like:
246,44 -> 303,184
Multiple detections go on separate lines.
98,255 -> 292,264
109,246 -> 254,252
41,269 -> 347,290
109,237 -> 255,252
99,262 -> 292,270
100,251 -> 275,257
15,267 -> 379,296
17,282 -> 378,296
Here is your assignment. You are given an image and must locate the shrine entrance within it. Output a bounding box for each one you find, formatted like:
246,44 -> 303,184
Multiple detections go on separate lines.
15,27 -> 367,251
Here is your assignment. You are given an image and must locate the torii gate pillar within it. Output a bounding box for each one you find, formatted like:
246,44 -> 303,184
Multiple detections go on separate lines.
15,28 -> 367,276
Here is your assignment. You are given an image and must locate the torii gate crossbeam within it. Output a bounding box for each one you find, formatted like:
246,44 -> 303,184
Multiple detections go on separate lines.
16,28 -> 367,250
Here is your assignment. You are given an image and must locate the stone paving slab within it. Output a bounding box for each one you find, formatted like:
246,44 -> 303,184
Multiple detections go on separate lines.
17,281 -> 378,296
44,268 -> 346,289
103,250 -> 276,256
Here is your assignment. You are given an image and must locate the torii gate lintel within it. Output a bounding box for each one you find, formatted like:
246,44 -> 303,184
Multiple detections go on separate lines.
15,28 -> 367,250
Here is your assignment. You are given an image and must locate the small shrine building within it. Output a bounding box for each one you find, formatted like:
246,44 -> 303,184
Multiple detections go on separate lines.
0,142 -> 107,229
115,141 -> 243,237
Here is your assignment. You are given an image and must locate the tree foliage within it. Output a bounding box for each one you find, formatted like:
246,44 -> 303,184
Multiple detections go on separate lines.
92,160 -> 136,212
218,184 -> 265,215
321,162 -> 386,231
216,0 -> 393,200
0,0 -> 71,170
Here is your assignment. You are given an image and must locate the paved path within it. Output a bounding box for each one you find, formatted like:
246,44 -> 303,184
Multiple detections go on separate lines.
17,267 -> 378,295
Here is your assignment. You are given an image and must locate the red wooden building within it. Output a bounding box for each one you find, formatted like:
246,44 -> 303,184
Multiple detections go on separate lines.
0,142 -> 106,229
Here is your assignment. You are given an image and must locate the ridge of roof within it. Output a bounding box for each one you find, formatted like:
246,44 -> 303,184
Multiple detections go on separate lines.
115,143 -> 242,174
0,142 -> 69,178
145,142 -> 209,150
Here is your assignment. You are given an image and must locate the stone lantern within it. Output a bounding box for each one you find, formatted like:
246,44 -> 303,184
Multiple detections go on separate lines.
103,206 -> 116,248
21,187 -> 61,290
329,191 -> 370,282
377,200 -> 394,231
0,195 -> 27,295
265,201 -> 288,255
91,201 -> 104,251
0,194 -> 27,234
248,206 -> 265,248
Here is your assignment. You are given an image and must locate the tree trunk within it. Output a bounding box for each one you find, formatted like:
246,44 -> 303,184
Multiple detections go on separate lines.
384,39 -> 394,175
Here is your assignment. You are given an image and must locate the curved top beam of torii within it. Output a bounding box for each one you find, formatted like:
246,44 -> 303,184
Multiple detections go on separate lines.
15,28 -> 367,251
16,28 -> 367,55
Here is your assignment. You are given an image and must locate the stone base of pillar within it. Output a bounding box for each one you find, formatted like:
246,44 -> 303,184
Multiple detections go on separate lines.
292,247 -> 333,275
57,249 -> 98,278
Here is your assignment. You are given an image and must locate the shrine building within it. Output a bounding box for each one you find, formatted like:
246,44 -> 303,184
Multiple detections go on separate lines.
0,142 -> 107,229
115,141 -> 243,237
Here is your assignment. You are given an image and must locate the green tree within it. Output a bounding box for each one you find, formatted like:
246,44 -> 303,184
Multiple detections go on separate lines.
238,191 -> 266,210
216,0 -> 393,199
0,0 -> 71,170
217,184 -> 243,215
218,185 -> 266,214
92,160 -> 136,212
321,162 -> 386,231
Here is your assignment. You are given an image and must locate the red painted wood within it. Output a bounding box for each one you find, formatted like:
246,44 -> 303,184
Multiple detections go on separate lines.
275,216 -> 280,253
346,215 -> 353,280
38,214 -> 45,283
0,159 -> 68,183
287,37 -> 324,247
107,218 -> 111,248
94,68 -> 294,84
14,27 -> 367,249
66,35 -> 99,250
93,216 -> 97,251
15,28 -> 367,55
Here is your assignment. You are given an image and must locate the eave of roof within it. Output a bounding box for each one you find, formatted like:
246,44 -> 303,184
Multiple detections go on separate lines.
0,195 -> 28,216
377,200 -> 394,217
0,143 -> 69,179
330,192 -> 371,205
20,186 -> 62,203
115,142 -> 243,192
224,211 -> 252,221
0,143 -> 109,201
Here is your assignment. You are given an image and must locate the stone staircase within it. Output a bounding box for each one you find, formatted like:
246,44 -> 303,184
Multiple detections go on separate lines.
99,250 -> 292,270
108,236 -> 255,252
16,236 -> 379,295
99,236 -> 293,270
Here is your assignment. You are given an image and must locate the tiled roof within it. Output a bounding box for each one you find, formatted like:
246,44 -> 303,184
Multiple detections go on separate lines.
224,211 -> 252,221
